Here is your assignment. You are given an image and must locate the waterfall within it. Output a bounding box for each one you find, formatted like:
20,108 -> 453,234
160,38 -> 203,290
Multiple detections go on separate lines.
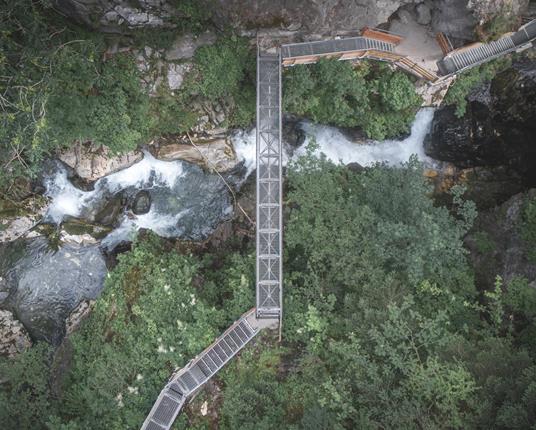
44,152 -> 233,249
231,108 -> 435,174
295,108 -> 435,166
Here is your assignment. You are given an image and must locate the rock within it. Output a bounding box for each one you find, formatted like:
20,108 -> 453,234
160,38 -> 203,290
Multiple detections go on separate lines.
131,190 -> 152,215
167,63 -> 192,90
165,32 -> 217,61
59,143 -> 143,182
426,58 -> 536,198
466,189 -> 536,292
468,0 -> 529,25
0,196 -> 48,243
92,193 -> 124,226
60,220 -> 112,241
416,2 -> 432,25
0,309 -> 32,357
153,137 -> 239,172
431,0 -> 478,41
65,300 -> 95,336
282,116 -> 306,148
0,237 -> 107,345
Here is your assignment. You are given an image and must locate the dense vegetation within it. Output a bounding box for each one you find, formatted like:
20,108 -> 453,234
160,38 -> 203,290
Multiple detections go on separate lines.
283,59 -> 422,140
444,57 -> 511,117
2,154 -> 536,429
0,1 -> 253,193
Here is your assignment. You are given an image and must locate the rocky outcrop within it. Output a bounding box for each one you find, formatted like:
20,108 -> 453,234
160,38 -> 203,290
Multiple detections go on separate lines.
466,189 -> 536,291
152,137 -> 239,172
0,237 -> 107,345
59,143 -> 143,182
425,58 -> 536,203
0,309 -> 32,357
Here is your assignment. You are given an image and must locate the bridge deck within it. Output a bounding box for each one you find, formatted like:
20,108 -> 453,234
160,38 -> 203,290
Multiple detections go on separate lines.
256,50 -> 283,320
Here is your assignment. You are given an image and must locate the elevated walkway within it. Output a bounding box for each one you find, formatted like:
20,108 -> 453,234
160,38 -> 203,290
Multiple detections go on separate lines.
281,37 -> 438,81
141,309 -> 277,430
256,51 -> 283,320
437,19 -> 536,75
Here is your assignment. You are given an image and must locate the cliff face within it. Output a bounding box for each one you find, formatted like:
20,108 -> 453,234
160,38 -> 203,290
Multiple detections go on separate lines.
52,0 -> 526,35
425,58 -> 536,186
52,0 -> 420,32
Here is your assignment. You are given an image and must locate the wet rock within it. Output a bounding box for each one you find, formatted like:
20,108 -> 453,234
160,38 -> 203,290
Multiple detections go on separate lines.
153,137 -> 239,172
466,189 -> 536,292
60,220 -> 112,241
92,193 -> 124,226
131,190 -> 152,215
426,58 -> 536,197
0,237 -> 107,345
0,309 -> 32,357
65,300 -> 95,336
59,143 -> 143,182
283,116 -> 306,148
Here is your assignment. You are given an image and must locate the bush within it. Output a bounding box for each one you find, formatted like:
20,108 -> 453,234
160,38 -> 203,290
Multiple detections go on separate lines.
283,59 -> 422,140
520,196 -> 536,262
444,58 -> 511,117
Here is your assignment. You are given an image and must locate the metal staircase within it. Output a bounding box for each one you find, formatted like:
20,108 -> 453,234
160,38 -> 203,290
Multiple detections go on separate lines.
141,309 -> 260,430
437,19 -> 536,75
281,36 -> 395,65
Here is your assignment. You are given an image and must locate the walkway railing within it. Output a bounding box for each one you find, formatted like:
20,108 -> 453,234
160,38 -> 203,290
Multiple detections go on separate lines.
437,19 -> 536,75
256,49 -> 283,321
141,309 -> 260,430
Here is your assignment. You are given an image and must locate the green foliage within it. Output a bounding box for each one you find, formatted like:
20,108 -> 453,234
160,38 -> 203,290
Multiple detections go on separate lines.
283,60 -> 422,140
479,7 -> 518,42
444,58 -> 511,117
474,231 -> 495,254
520,196 -> 536,262
45,45 -> 151,153
0,343 -> 53,429
0,0 -> 152,190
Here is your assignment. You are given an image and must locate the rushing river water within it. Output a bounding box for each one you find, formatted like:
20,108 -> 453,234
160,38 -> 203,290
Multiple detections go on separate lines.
1,108 -> 435,344
233,108 -> 435,169
44,152 -> 235,250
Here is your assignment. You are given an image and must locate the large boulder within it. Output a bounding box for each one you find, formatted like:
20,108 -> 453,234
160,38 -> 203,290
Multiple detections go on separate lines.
425,58 -> 536,199
59,143 -> 143,182
152,137 -> 239,172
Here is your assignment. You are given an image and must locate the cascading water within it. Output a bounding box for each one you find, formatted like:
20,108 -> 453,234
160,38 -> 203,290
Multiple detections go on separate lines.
44,152 -> 235,249
232,108 -> 435,170
5,109 -> 435,344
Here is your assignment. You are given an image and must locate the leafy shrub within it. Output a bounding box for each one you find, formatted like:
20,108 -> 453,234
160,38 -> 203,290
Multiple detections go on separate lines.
444,58 -> 511,117
520,196 -> 536,262
283,59 -> 422,140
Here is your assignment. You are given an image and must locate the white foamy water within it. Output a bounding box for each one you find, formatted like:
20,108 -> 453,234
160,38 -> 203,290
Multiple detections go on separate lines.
295,108 -> 435,166
45,151 -> 233,249
230,108 -> 434,177
45,152 -> 186,225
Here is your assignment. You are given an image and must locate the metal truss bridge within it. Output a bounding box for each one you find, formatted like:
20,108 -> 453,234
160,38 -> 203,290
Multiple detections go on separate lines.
142,18 -> 536,429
